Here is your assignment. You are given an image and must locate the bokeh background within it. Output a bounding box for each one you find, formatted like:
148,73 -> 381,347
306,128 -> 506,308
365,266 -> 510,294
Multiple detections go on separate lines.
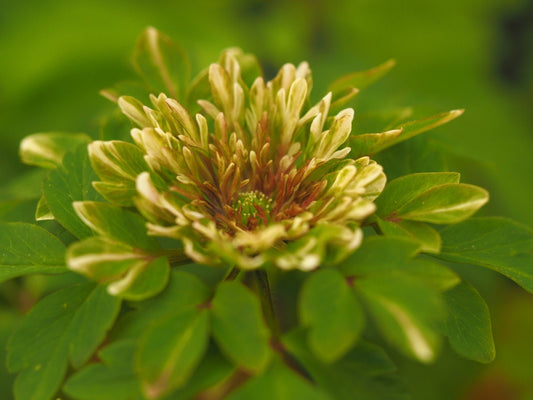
1,0 -> 532,398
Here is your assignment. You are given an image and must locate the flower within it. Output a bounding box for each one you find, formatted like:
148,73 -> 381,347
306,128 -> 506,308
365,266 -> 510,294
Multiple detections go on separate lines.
88,49 -> 386,271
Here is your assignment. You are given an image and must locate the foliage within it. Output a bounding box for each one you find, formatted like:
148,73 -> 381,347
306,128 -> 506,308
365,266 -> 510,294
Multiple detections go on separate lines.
1,27 -> 532,400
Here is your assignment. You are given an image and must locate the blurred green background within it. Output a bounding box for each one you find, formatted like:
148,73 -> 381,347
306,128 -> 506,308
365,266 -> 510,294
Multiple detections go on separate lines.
1,0 -> 532,398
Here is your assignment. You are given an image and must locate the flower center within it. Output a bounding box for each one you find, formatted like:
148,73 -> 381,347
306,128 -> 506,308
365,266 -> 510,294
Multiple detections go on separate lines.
232,190 -> 273,228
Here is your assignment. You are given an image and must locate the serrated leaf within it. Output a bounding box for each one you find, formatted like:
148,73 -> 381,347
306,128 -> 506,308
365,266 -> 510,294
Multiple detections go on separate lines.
227,358 -> 332,400
63,340 -> 144,400
89,140 -> 150,206
137,308 -> 210,399
133,26 -> 190,100
440,281 -> 495,363
73,201 -> 159,249
376,172 -> 460,218
67,237 -> 169,300
437,217 -> 533,293
283,330 -> 410,400
0,222 -> 67,283
210,281 -> 272,372
378,217 -> 442,253
356,275 -> 445,363
397,183 -> 489,224
7,284 -> 121,400
19,132 -> 91,169
43,144 -> 102,239
299,269 -> 364,363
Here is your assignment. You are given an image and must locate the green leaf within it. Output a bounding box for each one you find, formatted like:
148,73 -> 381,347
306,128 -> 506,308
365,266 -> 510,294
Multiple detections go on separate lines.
63,340 -> 144,400
299,269 -> 364,363
73,201 -> 159,249
89,140 -> 151,206
350,129 -> 402,158
137,308 -> 210,399
440,281 -> 495,363
283,330 -> 409,400
376,172 -> 460,218
396,259 -> 459,292
383,109 -> 464,149
35,196 -> 54,221
0,222 -> 67,283
341,236 -> 421,276
356,274 -> 445,362
133,26 -> 190,100
67,237 -> 169,300
170,345 -> 235,400
327,59 -> 396,93
341,236 -> 458,292
43,144 -> 102,239
396,183 -> 489,224
112,269 -> 210,341
185,69 -> 211,111
437,217 -> 533,293
378,217 -> 442,253
210,281 -> 272,372
7,284 -> 121,400
19,132 -> 91,169
227,358 -> 332,400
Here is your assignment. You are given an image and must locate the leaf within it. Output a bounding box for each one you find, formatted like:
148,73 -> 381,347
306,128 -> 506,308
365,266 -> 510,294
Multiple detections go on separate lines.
100,81 -> 152,104
440,282 -> 495,363
396,259 -> 459,292
72,201 -> 159,249
112,270 -> 210,341
378,217 -> 442,253
227,358 -> 332,400
210,281 -> 272,372
7,284 -> 121,400
133,26 -> 190,100
376,172 -> 460,218
63,340 -> 144,400
350,129 -> 402,158
19,132 -> 91,169
383,109 -> 464,149
0,222 -> 67,283
356,274 -> 445,363
67,237 -> 169,300
88,140 -> 151,206
299,269 -> 364,363
35,196 -> 54,221
283,330 -> 410,400
327,59 -> 396,93
341,236 -> 421,276
437,217 -> 533,293
43,144 -> 102,239
341,236 -> 458,292
171,345 -> 235,400
396,183 -> 489,224
137,308 -> 210,399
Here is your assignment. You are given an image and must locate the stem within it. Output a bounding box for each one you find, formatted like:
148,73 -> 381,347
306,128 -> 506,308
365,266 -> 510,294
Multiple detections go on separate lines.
224,266 -> 240,281
253,270 -> 281,339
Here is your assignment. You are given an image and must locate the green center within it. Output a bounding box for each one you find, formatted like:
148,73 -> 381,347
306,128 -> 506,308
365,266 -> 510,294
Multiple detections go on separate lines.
233,191 -> 272,226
